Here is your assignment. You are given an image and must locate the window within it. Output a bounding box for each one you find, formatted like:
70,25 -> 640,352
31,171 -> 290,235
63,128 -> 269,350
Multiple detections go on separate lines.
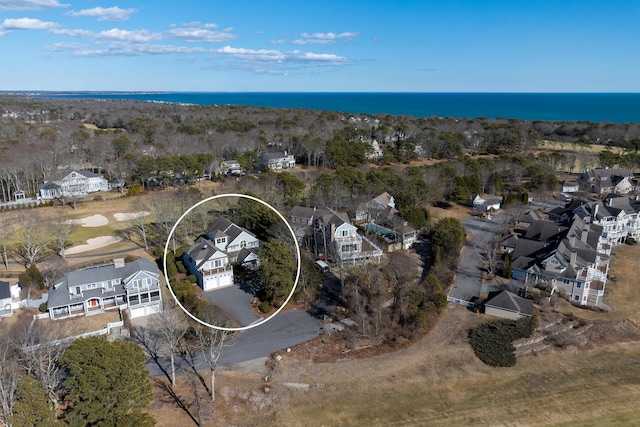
240,240 -> 247,248
214,259 -> 222,268
574,296 -> 580,301
341,230 -> 349,237
576,283 -> 581,288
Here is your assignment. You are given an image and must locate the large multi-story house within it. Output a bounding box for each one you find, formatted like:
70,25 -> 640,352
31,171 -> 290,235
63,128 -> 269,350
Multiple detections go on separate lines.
47,258 -> 163,320
290,206 -> 382,265
259,151 -> 296,171
572,196 -> 640,246
509,216 -> 610,306
582,168 -> 636,194
183,217 -> 260,291
39,169 -> 111,200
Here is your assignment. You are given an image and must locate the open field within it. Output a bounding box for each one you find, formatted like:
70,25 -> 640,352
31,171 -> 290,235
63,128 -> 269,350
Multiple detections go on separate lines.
147,242 -> 640,426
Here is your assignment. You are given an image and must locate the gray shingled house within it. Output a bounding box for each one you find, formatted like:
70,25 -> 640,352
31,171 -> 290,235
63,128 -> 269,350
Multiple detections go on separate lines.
47,258 -> 162,320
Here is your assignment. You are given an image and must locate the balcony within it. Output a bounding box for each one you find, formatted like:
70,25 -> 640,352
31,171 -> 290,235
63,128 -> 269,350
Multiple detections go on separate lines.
202,265 -> 233,276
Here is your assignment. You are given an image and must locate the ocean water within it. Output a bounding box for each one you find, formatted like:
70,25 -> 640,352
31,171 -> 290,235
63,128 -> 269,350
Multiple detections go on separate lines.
32,92 -> 640,124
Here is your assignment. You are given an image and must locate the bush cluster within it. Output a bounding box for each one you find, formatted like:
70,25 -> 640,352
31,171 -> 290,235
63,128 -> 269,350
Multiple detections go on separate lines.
468,318 -> 533,367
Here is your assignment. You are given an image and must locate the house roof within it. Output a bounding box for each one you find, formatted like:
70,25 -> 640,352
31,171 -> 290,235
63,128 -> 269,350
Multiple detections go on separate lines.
185,237 -> 226,270
259,151 -> 291,161
524,221 -> 568,243
50,169 -> 104,182
588,168 -> 633,180
290,206 -> 327,220
207,217 -> 256,242
49,258 -> 157,309
374,192 -> 393,207
0,281 -> 10,299
485,290 -> 534,316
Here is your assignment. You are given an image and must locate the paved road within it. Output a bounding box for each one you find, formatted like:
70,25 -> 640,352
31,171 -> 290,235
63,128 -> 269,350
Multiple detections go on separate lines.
144,309 -> 321,377
449,214 -> 504,303
199,285 -> 260,327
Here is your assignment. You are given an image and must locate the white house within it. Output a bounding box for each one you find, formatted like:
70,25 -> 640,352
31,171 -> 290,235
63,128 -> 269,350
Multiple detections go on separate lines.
314,209 -> 382,265
184,217 -> 261,291
471,194 -> 502,211
562,180 -> 580,193
206,217 -> 260,261
259,151 -> 296,170
511,217 -> 610,306
39,169 -> 110,200
0,281 -> 12,317
47,258 -> 162,320
582,168 -> 636,194
183,237 -> 234,291
220,160 -> 242,175
573,196 -> 640,245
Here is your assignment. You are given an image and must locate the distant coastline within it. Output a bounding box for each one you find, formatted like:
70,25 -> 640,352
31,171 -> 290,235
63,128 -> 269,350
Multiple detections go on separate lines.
15,92 -> 640,124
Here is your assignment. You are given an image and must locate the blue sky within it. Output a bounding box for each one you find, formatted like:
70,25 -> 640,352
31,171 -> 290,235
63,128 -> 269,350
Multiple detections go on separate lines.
0,0 -> 638,92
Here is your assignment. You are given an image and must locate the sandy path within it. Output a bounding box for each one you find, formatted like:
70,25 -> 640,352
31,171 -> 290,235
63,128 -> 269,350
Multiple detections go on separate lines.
65,236 -> 122,255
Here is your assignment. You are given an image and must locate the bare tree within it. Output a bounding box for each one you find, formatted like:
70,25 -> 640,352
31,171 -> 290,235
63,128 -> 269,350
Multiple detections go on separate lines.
14,212 -> 52,265
0,213 -> 13,269
157,307 -> 188,388
196,320 -> 229,403
128,202 -> 150,250
475,238 -> 501,280
54,217 -> 76,259
0,329 -> 18,424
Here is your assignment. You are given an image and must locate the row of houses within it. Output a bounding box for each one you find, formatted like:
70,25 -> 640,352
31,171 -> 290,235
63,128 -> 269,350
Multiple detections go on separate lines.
504,194 -> 640,307
220,151 -> 296,175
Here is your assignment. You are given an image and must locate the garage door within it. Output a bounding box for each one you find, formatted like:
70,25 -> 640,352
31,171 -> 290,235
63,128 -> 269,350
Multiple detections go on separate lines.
129,306 -> 147,319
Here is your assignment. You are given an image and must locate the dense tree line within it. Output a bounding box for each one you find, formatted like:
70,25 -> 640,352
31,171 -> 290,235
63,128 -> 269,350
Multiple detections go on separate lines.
1,95 -> 640,203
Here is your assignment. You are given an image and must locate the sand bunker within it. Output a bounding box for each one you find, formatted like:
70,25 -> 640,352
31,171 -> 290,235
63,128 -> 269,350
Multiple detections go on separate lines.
65,236 -> 122,255
65,214 -> 109,227
114,211 -> 150,221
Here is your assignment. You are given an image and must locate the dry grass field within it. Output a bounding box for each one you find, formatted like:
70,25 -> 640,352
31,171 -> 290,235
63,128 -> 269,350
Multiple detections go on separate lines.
145,242 -> 640,427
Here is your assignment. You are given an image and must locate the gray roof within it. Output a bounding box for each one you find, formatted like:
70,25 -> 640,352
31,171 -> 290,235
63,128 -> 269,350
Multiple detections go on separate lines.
525,221 -> 567,243
485,290 -> 533,316
207,217 -> 255,242
0,281 -> 10,299
50,169 -> 104,182
48,258 -> 158,309
185,237 -> 225,270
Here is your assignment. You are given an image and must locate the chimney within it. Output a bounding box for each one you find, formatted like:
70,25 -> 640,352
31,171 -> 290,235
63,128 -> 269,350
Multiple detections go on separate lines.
581,225 -> 590,243
113,258 -> 125,269
592,203 -> 599,221
570,234 -> 576,246
570,249 -> 577,266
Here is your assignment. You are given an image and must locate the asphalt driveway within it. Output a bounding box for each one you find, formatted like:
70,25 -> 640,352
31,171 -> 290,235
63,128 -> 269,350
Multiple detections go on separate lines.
199,285 -> 261,327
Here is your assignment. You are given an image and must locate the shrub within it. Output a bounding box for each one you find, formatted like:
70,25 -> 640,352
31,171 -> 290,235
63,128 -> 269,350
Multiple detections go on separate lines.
176,261 -> 187,274
126,185 -> 142,197
468,318 -> 533,367
259,300 -> 272,314
39,302 -> 47,313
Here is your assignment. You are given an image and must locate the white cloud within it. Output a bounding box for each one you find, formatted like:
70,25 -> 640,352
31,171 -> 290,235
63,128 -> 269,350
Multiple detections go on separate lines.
215,45 -> 346,65
169,22 -> 236,43
1,17 -> 59,30
0,0 -> 67,11
49,28 -> 93,37
66,6 -> 136,22
64,42 -> 208,57
269,39 -> 287,45
293,31 -> 358,45
97,28 -> 161,43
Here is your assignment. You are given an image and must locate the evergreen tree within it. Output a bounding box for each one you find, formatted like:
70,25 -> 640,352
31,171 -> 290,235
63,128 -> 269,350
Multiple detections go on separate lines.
59,336 -> 155,427
9,375 -> 57,427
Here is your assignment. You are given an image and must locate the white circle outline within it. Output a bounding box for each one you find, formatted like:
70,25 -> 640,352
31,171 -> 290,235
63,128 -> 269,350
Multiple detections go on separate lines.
163,193 -> 301,331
